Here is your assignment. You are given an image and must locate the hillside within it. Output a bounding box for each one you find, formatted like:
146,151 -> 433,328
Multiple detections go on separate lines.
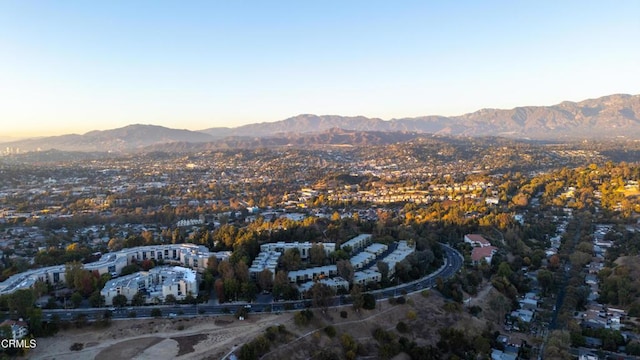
3,94 -> 639,153
201,94 -> 640,139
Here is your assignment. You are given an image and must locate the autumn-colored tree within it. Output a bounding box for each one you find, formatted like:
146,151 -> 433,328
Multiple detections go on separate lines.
141,259 -> 155,271
218,260 -> 235,280
309,244 -> 326,266
206,256 -> 219,275
214,279 -> 226,303
234,260 -> 250,283
281,248 -> 302,271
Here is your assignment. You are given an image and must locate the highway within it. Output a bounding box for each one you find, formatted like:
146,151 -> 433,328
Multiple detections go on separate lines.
42,243 -> 464,321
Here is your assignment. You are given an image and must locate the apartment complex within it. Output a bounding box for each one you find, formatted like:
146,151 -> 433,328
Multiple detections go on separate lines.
101,266 -> 198,306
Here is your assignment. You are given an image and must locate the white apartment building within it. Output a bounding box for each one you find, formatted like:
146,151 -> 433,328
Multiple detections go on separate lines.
372,240 -> 414,278
353,269 -> 382,286
249,251 -> 281,279
341,234 -> 372,253
101,266 -> 198,306
259,241 -> 335,259
298,277 -> 349,294
288,265 -> 337,283
0,243 -> 230,296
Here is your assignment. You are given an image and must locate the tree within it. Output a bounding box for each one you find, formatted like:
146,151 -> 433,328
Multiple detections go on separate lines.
544,330 -> 573,359
165,294 -> 177,304
112,294 -> 128,307
537,269 -> 554,296
337,260 -> 354,283
33,280 -> 49,299
376,260 -> 390,283
89,291 -> 105,307
132,291 -> 146,306
8,289 -> 35,318
65,261 -> 84,290
218,260 -> 235,280
497,262 -> 513,278
235,260 -> 250,283
350,285 -> 364,312
272,271 -> 289,300
257,269 -> 273,292
206,256 -> 219,276
215,279 -> 226,303
70,292 -> 83,308
120,264 -> 141,276
310,244 -> 326,266
281,248 -> 302,271
311,283 -> 335,313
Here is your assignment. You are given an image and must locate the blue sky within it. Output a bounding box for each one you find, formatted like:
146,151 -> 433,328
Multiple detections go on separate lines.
1,1 -> 639,137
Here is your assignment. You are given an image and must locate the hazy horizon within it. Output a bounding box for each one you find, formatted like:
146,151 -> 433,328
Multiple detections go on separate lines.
1,1 -> 639,138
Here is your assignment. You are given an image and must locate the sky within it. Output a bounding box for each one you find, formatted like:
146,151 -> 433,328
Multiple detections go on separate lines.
1,1 -> 639,138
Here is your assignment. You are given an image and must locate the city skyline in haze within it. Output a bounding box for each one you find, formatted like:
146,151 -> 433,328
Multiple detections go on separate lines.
1,1 -> 639,138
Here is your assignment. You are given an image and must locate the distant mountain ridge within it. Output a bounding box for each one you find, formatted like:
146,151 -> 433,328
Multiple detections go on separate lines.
201,94 -> 640,138
2,124 -> 215,152
2,94 -> 639,152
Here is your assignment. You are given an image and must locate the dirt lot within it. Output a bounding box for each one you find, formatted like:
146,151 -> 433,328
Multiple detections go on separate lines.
31,286 -> 531,360
30,312 -> 293,360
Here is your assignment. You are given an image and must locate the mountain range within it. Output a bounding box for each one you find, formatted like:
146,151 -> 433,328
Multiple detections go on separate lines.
2,94 -> 639,153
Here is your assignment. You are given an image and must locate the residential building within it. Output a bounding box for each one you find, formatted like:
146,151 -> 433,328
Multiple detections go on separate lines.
101,266 -> 198,306
0,319 -> 28,340
341,234 -> 373,253
287,265 -> 337,283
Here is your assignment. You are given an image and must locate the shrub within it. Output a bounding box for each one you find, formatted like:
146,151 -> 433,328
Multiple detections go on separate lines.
406,310 -> 417,320
294,309 -> 314,327
362,294 -> 376,310
70,343 -> 84,351
340,310 -> 348,319
443,302 -> 462,313
396,321 -> 409,333
395,296 -> 406,305
150,308 -> 162,317
325,325 -> 337,338
128,311 -> 137,318
468,305 -> 482,316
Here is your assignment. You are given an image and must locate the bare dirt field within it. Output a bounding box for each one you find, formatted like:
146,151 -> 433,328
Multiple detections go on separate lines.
30,312 -> 293,360
30,287 -> 528,360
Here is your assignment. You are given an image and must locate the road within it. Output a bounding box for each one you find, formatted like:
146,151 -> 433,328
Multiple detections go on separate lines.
42,243 -> 464,321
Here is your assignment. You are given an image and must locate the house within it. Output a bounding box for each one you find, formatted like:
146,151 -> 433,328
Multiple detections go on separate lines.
471,246 -> 498,264
464,234 -> 491,247
519,298 -> 538,311
0,319 -> 28,339
511,309 -> 534,323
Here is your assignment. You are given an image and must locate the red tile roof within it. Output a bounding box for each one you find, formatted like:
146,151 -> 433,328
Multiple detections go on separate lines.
471,245 -> 497,262
465,234 -> 490,245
